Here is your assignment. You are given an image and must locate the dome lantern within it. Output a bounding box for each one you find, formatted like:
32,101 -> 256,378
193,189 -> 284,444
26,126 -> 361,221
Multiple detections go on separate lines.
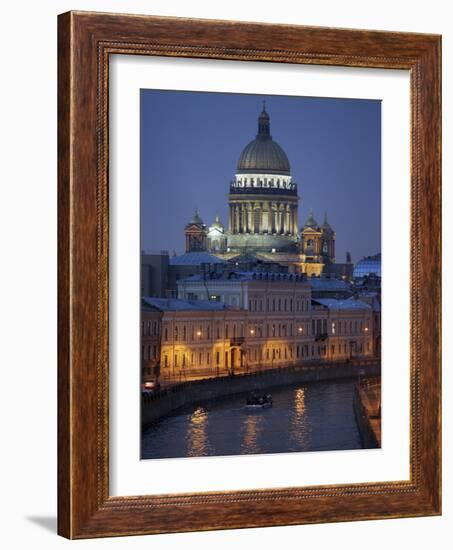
257,101 -> 270,137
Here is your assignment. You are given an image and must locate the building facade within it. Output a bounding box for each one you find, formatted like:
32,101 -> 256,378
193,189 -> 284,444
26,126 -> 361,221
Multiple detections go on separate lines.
142,272 -> 375,384
141,302 -> 163,387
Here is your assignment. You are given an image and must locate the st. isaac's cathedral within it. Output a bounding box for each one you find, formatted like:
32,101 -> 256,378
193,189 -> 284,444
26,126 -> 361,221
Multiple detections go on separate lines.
183,105 -> 350,278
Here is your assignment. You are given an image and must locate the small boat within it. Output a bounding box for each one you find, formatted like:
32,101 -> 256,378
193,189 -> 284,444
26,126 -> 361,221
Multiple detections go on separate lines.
245,392 -> 273,410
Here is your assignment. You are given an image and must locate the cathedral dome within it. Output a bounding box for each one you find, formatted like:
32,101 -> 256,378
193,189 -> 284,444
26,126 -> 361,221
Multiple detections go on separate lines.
237,106 -> 290,175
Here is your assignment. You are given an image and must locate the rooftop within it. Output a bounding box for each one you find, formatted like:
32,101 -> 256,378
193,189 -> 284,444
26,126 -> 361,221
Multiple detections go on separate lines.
142,297 -> 229,312
178,270 -> 308,283
309,277 -> 351,291
169,251 -> 227,266
312,298 -> 371,311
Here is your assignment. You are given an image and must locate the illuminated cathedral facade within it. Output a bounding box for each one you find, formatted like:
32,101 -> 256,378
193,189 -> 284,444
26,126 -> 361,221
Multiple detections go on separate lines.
183,105 -> 342,277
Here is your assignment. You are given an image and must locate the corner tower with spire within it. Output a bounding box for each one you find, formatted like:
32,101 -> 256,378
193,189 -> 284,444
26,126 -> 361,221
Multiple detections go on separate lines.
184,208 -> 207,252
299,210 -> 336,275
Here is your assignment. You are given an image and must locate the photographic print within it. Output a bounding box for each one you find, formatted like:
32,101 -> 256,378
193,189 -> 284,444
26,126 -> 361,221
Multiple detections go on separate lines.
57,13 -> 441,537
140,90 -> 382,460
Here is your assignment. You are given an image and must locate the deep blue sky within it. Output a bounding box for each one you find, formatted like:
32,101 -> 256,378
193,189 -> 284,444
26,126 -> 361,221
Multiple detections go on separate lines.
141,90 -> 381,263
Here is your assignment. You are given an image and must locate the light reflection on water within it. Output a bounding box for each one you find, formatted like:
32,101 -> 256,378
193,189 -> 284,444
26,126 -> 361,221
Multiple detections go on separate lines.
142,380 -> 362,460
186,407 -> 211,457
289,387 -> 311,450
240,412 -> 264,455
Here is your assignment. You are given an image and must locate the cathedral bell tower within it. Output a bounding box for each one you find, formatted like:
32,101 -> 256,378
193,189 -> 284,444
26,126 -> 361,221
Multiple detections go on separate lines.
184,209 -> 208,252
320,212 -> 335,263
299,210 -> 336,276
300,210 -> 323,260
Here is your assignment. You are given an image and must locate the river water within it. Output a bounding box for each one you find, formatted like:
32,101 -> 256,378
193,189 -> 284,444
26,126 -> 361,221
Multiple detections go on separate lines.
141,379 -> 362,459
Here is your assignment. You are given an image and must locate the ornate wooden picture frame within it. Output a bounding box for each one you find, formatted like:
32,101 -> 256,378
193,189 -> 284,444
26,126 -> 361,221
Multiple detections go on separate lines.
58,11 -> 441,538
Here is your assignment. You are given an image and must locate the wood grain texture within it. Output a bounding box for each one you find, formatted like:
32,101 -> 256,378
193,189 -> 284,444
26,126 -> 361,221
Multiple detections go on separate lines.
57,11 -> 441,539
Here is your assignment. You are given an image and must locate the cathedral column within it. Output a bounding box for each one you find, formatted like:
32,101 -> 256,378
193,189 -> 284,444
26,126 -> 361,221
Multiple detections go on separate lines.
247,203 -> 252,233
262,202 -> 269,233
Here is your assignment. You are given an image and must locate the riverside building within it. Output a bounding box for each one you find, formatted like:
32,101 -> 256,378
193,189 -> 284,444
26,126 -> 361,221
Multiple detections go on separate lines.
142,271 -> 375,384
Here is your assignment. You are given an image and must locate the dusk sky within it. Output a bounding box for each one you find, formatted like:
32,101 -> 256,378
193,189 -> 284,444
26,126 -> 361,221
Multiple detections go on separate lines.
140,89 -> 381,263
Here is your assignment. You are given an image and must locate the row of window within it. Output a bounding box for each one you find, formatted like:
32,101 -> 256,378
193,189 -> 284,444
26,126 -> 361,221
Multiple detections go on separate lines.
142,344 -> 158,361
248,296 -> 310,313
234,176 -> 291,187
162,318 -> 370,342
159,340 -> 373,368
164,322 -> 301,341
141,320 -> 160,337
331,319 -> 369,335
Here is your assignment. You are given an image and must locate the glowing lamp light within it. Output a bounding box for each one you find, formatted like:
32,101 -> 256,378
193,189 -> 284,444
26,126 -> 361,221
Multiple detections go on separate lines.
250,329 -> 255,335
196,331 -> 202,337
364,327 -> 369,332
298,327 -> 303,333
